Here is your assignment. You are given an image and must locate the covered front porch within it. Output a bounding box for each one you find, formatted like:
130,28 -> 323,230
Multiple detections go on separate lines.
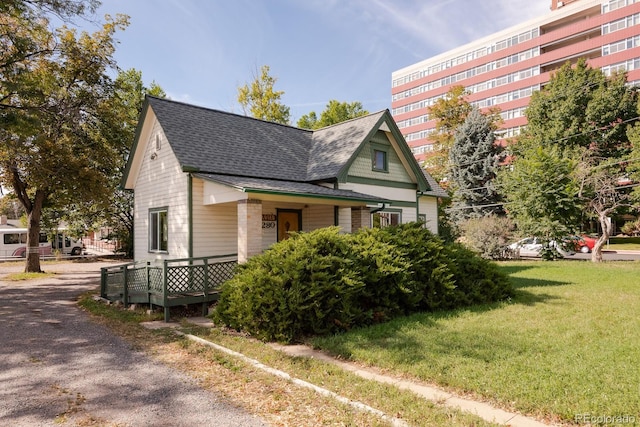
197,173 -> 384,262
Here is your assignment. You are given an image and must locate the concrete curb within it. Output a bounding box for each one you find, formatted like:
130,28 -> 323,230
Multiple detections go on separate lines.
143,317 -> 556,427
270,344 -> 553,427
176,330 -> 409,427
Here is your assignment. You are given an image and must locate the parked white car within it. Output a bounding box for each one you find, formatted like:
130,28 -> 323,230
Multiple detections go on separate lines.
508,237 -> 575,258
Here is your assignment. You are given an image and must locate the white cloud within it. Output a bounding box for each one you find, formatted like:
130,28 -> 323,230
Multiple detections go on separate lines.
321,0 -> 551,59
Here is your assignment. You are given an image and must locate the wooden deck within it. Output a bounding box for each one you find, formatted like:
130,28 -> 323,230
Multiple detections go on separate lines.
100,254 -> 237,321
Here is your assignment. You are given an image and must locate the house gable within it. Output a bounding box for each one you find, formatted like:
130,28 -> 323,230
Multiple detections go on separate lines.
335,111 -> 431,193
346,130 -> 413,186
122,104 -> 157,190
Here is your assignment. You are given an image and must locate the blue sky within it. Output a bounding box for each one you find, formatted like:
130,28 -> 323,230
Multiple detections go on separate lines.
81,0 -> 550,122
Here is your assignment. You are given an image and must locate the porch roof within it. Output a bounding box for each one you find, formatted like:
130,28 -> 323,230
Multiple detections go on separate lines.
195,173 -> 389,204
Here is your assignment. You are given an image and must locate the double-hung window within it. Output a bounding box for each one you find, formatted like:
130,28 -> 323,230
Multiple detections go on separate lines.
149,208 -> 168,252
371,143 -> 389,172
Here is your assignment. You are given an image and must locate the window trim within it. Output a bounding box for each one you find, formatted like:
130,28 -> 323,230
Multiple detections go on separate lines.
372,209 -> 402,228
371,143 -> 389,173
149,207 -> 169,253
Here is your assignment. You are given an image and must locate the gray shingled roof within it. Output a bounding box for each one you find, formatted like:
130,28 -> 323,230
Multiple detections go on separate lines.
307,112 -> 385,181
421,170 -> 450,198
147,97 -> 394,184
195,173 -> 388,203
148,97 -> 312,182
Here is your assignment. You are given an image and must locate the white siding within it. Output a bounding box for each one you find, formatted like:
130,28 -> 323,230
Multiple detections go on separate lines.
133,120 -> 189,261
339,182 -> 416,202
192,178 -> 238,257
419,197 -> 439,234
303,205 -> 334,231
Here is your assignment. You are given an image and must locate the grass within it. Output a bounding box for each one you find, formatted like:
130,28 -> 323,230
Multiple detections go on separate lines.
607,236 -> 640,250
3,271 -> 56,281
78,295 -> 497,427
312,260 -> 640,425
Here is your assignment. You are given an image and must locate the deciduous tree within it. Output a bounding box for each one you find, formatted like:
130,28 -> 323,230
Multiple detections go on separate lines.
297,100 -> 368,129
424,86 -> 472,183
237,65 -> 290,125
0,13 -> 128,272
64,69 -> 165,257
499,146 -> 581,257
502,60 -> 638,261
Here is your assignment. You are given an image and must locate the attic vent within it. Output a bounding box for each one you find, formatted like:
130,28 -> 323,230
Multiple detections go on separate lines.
155,134 -> 162,151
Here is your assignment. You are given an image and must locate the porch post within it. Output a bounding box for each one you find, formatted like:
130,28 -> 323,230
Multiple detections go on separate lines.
338,207 -> 352,233
351,207 -> 371,231
238,199 -> 262,263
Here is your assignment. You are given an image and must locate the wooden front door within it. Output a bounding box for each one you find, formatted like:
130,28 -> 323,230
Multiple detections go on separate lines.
277,210 -> 302,241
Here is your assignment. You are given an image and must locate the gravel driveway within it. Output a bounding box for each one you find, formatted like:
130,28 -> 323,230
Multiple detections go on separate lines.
0,260 -> 267,427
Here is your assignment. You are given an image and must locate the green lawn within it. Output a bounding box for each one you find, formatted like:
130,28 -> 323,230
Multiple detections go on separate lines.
312,261 -> 640,424
607,236 -> 640,250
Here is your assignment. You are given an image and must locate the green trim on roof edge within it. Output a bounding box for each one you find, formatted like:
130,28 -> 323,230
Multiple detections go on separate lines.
243,188 -> 385,204
346,175 -> 418,189
182,165 -> 200,172
120,97 -> 151,189
336,113 -> 385,183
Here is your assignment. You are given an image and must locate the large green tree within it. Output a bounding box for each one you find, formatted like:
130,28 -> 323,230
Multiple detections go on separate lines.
0,0 -> 99,76
237,65 -> 290,125
0,12 -> 129,272
499,146 -> 581,258
447,107 -> 503,225
297,100 -> 368,129
63,69 -> 165,256
502,59 -> 638,261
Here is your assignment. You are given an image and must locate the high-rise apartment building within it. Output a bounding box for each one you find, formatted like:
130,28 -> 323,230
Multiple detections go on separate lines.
391,0 -> 640,161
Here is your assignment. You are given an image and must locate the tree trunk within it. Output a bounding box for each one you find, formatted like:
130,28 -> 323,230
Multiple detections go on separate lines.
25,190 -> 46,273
591,214 -> 611,263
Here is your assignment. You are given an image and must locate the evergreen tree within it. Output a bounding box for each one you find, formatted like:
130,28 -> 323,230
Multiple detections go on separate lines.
447,107 -> 503,225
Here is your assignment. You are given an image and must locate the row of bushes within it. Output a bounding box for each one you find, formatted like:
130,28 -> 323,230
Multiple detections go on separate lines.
213,223 -> 514,343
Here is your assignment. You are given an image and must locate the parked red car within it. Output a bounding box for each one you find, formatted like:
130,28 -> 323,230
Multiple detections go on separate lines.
568,235 -> 597,253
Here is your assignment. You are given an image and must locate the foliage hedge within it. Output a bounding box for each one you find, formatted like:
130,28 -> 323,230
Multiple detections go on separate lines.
213,223 -> 513,343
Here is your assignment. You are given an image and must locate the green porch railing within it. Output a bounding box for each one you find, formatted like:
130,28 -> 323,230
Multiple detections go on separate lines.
100,254 -> 237,322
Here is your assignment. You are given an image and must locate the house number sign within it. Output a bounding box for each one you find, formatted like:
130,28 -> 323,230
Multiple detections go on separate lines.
262,214 -> 276,229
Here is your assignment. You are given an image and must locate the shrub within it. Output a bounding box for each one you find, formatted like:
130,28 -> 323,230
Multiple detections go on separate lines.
458,215 -> 516,260
375,223 -> 513,310
213,223 -> 514,343
347,228 -> 415,321
621,219 -> 640,236
372,223 -> 457,311
442,242 -> 514,306
213,227 -> 364,342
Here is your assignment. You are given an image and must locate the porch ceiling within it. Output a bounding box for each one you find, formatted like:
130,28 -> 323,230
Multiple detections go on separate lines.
195,173 -> 388,206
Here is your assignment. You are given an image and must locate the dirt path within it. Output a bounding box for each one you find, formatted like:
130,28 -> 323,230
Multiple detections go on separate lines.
0,260 -> 267,427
